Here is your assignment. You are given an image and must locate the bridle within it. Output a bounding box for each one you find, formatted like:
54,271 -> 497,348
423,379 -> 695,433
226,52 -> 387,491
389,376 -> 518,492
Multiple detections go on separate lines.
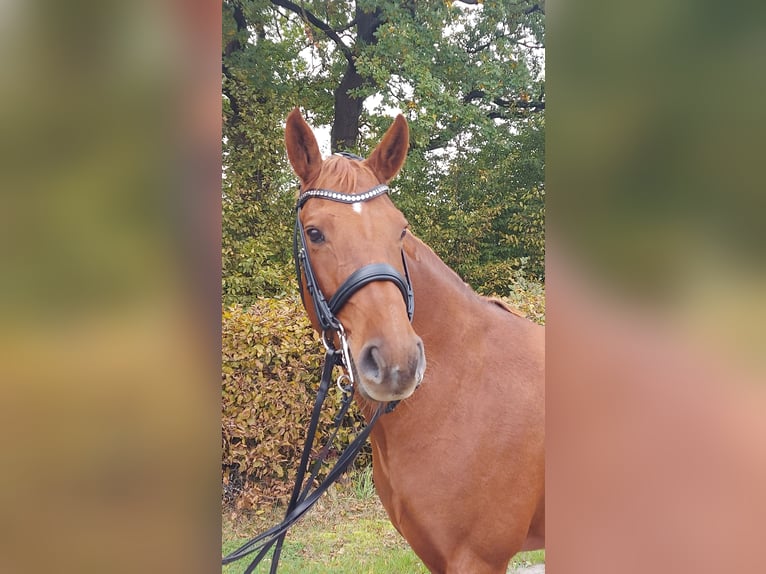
223,158 -> 417,573
293,183 -> 415,335
292,171 -> 415,390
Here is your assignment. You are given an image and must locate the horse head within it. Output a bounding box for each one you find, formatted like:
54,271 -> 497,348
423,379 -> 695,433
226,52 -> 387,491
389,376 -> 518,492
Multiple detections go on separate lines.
285,108 -> 426,403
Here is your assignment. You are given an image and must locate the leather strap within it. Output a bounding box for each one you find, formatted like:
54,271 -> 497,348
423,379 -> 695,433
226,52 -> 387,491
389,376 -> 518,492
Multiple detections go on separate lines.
328,263 -> 411,317
221,347 -> 386,571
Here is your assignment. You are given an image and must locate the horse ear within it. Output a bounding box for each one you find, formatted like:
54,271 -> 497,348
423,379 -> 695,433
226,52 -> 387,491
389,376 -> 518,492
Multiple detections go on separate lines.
365,115 -> 409,182
285,108 -> 322,184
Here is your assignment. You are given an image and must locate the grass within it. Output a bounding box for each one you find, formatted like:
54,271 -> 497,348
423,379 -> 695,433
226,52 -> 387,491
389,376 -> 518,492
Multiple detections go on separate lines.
223,466 -> 544,573
351,463 -> 375,500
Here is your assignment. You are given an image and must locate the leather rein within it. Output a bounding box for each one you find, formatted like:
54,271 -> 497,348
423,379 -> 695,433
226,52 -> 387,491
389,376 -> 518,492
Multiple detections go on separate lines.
222,168 -> 415,573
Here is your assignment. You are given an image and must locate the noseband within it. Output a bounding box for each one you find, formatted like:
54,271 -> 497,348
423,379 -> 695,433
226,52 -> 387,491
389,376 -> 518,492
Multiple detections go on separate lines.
292,183 -> 415,335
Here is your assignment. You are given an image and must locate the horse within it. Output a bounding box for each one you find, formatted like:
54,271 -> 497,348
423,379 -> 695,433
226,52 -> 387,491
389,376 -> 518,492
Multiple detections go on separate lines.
284,108 -> 545,574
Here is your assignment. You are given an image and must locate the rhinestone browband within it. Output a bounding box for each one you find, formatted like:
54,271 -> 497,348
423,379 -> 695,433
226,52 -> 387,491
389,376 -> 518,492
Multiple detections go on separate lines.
296,184 -> 390,209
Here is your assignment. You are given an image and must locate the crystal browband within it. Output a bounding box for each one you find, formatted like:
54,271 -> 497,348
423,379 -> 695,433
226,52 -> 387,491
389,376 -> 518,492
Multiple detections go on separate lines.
296,184 -> 390,209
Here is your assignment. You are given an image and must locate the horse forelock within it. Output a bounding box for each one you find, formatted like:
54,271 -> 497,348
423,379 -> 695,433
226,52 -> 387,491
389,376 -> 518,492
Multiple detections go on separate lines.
313,155 -> 378,194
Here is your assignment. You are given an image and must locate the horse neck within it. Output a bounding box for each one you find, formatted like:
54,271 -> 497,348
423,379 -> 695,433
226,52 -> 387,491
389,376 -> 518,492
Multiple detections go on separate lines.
405,233 -> 485,342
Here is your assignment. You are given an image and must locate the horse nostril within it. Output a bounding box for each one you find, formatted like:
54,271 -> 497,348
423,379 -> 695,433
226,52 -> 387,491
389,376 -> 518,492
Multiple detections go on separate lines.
360,343 -> 384,384
414,338 -> 426,382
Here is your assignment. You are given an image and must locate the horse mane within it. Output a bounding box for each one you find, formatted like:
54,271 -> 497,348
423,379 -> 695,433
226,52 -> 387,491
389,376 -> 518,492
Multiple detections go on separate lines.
407,235 -> 528,319
485,297 -> 527,318
406,234 -> 478,295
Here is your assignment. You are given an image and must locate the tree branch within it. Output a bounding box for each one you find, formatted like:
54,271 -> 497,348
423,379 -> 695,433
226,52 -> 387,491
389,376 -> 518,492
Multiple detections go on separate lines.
494,97 -> 545,111
466,32 -> 513,54
221,72 -> 239,118
222,2 -> 249,120
487,105 -> 544,120
223,2 -> 248,58
524,3 -> 544,16
419,90 -> 544,151
270,0 -> 354,64
458,0 -> 542,8
463,89 -> 545,112
462,89 -> 485,104
517,40 -> 545,50
333,16 -> 358,34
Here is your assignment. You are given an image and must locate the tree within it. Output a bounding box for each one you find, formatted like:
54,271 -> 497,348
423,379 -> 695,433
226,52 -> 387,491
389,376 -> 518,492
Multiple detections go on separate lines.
222,0 -> 303,302
222,0 -> 545,303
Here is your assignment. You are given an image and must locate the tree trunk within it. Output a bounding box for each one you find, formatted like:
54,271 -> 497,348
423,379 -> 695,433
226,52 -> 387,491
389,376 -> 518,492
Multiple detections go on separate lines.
330,5 -> 381,153
331,64 -> 366,152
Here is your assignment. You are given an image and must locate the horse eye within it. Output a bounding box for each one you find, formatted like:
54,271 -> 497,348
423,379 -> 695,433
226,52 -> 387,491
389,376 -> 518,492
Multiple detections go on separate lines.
400,227 -> 408,240
306,228 -> 325,244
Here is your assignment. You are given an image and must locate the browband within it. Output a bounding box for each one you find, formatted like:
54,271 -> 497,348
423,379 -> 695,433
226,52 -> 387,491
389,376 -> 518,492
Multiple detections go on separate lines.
296,184 -> 390,209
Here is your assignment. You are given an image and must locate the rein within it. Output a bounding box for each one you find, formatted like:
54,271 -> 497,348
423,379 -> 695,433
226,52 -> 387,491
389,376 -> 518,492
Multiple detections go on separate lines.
222,163 -> 414,573
221,343 -> 387,573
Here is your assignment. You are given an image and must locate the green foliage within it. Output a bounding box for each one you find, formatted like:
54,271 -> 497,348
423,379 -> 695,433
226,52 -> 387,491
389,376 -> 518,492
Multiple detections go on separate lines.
221,187 -> 295,304
222,298 -> 370,508
395,115 -> 545,291
222,1 -> 545,302
222,0 -> 315,304
351,464 -> 376,500
222,286 -> 544,508
501,269 -> 546,326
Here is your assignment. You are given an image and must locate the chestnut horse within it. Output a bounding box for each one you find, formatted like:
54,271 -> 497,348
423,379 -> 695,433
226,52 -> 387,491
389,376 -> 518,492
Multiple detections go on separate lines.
285,109 -> 545,574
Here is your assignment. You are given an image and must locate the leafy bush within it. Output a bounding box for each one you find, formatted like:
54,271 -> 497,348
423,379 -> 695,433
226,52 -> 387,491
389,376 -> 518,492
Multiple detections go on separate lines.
222,280 -> 544,508
501,273 -> 546,326
222,298 -> 368,509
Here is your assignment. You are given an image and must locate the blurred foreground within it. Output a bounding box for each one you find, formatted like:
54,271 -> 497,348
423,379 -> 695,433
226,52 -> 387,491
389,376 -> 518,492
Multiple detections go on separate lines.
548,0 -> 766,572
0,1 -> 221,573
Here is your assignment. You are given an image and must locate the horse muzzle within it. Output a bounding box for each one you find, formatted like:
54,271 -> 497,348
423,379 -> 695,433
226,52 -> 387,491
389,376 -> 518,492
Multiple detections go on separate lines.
355,336 -> 426,402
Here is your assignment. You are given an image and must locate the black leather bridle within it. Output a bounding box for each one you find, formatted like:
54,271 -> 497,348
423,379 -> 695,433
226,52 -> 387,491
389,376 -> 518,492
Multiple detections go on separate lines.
292,183 -> 415,335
